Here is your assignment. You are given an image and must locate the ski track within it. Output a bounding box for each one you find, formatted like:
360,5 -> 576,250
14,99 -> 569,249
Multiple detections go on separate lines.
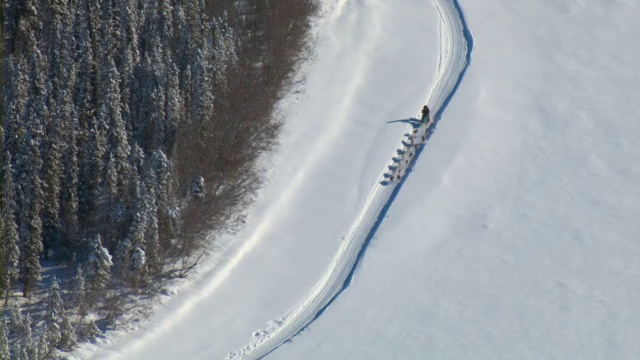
229,0 -> 472,359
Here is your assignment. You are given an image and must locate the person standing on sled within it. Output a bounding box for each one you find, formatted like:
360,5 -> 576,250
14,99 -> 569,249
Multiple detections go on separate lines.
421,105 -> 431,124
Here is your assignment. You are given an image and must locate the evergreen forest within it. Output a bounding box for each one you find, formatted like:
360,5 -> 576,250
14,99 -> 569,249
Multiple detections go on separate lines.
0,0 -> 317,356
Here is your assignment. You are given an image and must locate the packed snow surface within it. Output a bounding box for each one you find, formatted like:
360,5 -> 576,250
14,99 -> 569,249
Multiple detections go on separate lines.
77,0 -> 640,359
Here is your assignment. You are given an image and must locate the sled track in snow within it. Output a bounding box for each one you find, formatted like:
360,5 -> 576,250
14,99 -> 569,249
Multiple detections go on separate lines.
229,0 -> 472,359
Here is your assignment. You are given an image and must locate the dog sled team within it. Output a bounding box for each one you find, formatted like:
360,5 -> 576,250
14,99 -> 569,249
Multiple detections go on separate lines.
384,104 -> 432,184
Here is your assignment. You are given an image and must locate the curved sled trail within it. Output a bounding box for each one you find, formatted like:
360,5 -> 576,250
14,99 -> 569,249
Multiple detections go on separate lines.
229,0 -> 472,359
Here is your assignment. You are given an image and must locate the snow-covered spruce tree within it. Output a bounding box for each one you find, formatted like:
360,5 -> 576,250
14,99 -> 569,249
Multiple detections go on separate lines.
74,2 -> 101,234
119,0 -> 141,115
145,203 -> 160,276
17,314 -> 37,360
8,305 -> 23,334
0,320 -> 9,360
164,60 -> 183,156
40,36 -> 65,262
87,108 -> 108,227
1,153 -> 20,305
113,236 -> 132,280
45,278 -> 63,346
103,153 -> 125,254
128,208 -> 146,255
77,319 -> 100,342
131,246 -> 145,273
100,55 -> 132,251
12,0 -> 40,56
103,55 -> 131,193
7,62 -> 31,250
3,0 -> 19,53
16,346 -> 26,360
59,306 -> 78,350
45,277 -> 77,351
41,112 -> 64,261
22,139 -> 44,299
0,214 -> 4,304
129,244 -> 147,289
2,57 -> 30,175
126,197 -> 147,287
71,265 -> 88,316
105,154 -> 118,205
20,27 -> 47,298
41,0 -> 76,263
3,61 -> 30,287
135,44 -> 168,153
125,144 -> 145,251
58,117 -> 80,258
37,330 -> 50,360
174,1 -> 191,95
190,40 -> 214,137
144,150 -> 170,274
85,235 -> 113,300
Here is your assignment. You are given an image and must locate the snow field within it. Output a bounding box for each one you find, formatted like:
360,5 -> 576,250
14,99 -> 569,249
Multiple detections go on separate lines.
271,0 -> 640,359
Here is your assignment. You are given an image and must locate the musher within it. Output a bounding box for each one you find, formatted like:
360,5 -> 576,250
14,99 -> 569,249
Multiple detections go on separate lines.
421,105 -> 431,124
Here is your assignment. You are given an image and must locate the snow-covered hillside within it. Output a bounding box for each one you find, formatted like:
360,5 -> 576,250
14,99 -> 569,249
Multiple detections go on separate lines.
76,0 -> 640,358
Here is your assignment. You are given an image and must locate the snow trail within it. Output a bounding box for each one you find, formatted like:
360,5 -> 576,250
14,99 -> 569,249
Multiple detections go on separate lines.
229,0 -> 472,359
